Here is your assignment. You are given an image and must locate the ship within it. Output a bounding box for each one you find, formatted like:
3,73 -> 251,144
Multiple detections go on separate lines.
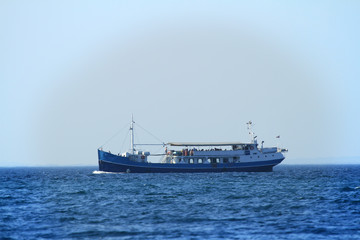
97,117 -> 287,173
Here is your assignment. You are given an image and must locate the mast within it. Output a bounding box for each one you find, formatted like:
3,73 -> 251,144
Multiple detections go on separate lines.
130,115 -> 135,154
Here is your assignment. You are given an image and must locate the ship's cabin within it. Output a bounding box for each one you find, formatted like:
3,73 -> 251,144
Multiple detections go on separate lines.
161,142 -> 272,164
231,144 -> 257,150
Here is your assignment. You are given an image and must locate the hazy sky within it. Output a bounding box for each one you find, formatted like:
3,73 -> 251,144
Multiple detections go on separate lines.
1,1 -> 359,166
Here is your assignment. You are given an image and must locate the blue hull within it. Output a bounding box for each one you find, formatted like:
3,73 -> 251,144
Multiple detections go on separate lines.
98,150 -> 284,173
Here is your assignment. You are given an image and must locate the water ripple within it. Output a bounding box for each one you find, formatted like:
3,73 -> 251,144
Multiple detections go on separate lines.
0,165 -> 360,239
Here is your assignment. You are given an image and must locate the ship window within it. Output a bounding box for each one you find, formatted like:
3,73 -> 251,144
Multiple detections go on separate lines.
189,158 -> 194,164
233,157 -> 239,162
223,158 -> 229,163
179,158 -> 182,162
207,158 -> 211,163
265,155 -> 267,157
210,158 -> 217,164
216,158 -> 220,163
198,158 -> 203,164
258,156 -> 260,158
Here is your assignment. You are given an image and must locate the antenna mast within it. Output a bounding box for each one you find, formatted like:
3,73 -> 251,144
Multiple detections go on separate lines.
130,115 -> 135,154
247,121 -> 256,143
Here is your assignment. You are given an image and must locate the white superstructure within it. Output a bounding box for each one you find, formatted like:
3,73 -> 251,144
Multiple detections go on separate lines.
161,121 -> 287,164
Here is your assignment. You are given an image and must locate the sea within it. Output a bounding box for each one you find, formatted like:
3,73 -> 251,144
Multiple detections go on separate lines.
0,165 -> 359,240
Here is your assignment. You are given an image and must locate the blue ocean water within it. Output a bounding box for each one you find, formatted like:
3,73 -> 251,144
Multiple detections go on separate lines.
0,165 -> 359,240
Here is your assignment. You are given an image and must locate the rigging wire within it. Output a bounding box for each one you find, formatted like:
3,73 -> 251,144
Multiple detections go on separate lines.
99,122 -> 129,149
120,129 -> 130,153
134,122 -> 165,145
100,118 -> 166,156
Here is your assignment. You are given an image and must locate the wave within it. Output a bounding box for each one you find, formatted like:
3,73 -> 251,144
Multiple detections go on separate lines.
92,170 -> 124,174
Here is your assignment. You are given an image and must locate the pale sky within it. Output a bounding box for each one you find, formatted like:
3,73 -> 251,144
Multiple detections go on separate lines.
1,1 -> 359,166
